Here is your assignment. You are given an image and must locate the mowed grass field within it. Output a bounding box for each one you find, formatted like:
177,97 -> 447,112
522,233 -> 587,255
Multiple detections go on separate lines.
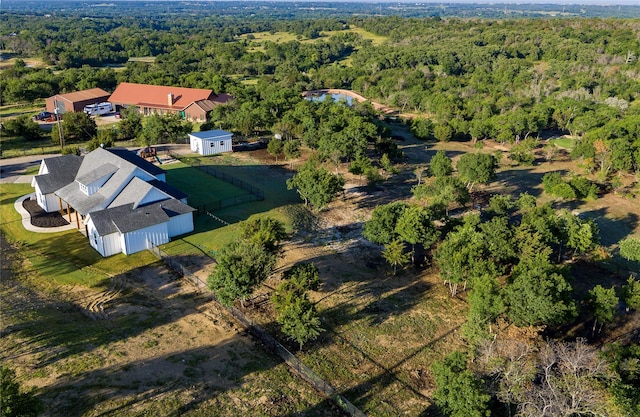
161,153 -> 301,254
0,183 -> 156,288
239,26 -> 387,55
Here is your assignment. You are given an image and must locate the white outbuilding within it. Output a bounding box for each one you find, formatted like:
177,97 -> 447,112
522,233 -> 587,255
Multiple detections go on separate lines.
189,129 -> 233,156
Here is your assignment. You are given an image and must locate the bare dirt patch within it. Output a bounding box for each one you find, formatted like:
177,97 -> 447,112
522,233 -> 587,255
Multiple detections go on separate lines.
1,238 -> 334,416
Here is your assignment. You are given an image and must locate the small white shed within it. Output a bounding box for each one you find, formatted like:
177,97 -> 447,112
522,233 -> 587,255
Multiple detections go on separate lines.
189,129 -> 233,156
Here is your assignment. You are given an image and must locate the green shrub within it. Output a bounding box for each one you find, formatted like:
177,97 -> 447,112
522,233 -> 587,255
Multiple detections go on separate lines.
550,182 -> 577,199
542,172 -> 563,193
569,176 -> 598,199
61,145 -> 81,156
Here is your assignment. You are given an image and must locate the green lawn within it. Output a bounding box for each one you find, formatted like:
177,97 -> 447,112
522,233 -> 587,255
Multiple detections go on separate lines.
0,153 -> 302,285
0,135 -> 62,159
0,103 -> 45,117
0,184 -> 155,288
162,154 -> 302,254
162,161 -> 252,208
548,136 -> 575,150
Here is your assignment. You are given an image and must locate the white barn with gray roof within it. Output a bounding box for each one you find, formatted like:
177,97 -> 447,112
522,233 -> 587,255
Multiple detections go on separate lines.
31,147 -> 195,257
189,129 -> 232,156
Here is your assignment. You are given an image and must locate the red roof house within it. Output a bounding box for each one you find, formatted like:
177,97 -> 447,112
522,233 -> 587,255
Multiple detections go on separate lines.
45,88 -> 111,114
108,83 -> 232,121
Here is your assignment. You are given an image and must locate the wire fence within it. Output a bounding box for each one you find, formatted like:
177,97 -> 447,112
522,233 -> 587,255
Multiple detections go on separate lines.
148,245 -> 366,417
171,153 -> 265,200
192,193 -> 259,216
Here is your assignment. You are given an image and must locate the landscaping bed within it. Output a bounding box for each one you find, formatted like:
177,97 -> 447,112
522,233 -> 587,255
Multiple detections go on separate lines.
23,198 -> 70,228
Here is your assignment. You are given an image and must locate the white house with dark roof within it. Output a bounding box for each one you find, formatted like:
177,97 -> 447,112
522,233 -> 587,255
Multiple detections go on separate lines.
31,154 -> 83,213
31,147 -> 194,257
189,129 -> 233,156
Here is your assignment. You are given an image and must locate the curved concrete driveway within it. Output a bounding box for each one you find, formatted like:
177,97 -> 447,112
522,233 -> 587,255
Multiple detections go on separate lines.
14,194 -> 76,233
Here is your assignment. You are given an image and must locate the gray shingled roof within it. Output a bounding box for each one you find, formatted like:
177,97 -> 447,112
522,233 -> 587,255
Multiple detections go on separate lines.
108,177 -> 158,209
107,148 -> 165,176
147,179 -> 189,201
55,148 -> 165,215
156,198 -> 196,217
90,199 -> 194,235
90,203 -> 169,235
76,163 -> 117,187
33,155 -> 83,194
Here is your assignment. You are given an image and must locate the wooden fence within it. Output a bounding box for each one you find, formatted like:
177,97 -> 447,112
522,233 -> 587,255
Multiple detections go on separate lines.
148,246 -> 366,417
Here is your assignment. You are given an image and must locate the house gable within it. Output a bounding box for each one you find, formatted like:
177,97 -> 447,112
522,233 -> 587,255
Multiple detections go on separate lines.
55,148 -> 164,215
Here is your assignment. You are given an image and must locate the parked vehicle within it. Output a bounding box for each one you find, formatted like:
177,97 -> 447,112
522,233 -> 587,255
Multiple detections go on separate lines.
33,111 -> 53,121
83,102 -> 113,116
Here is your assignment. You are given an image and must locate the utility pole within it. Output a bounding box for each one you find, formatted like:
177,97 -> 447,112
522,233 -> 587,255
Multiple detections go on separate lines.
54,103 -> 64,149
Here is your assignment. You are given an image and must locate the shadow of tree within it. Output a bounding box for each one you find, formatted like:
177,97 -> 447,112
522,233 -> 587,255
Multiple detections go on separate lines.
1,265 -> 208,370
575,207 -> 639,247
41,340 -> 279,416
491,167 -> 560,198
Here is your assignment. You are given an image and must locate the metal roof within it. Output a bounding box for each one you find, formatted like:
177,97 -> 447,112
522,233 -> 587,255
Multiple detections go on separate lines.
49,88 -> 110,103
188,129 -> 233,140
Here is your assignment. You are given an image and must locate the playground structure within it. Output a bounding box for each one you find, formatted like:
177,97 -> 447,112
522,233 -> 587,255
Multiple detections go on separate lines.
137,146 -> 180,165
138,146 -> 157,159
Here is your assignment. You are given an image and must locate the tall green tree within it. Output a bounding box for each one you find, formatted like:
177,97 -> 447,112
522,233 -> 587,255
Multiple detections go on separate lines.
479,216 -> 516,268
382,239 -> 411,275
412,176 -> 469,215
462,274 -> 505,344
431,351 -> 491,417
410,117 -> 433,140
395,204 -> 439,263
117,106 -> 142,140
505,261 -> 576,327
272,262 -> 323,350
273,291 -> 322,351
267,138 -> 284,162
239,216 -> 287,253
434,219 -> 497,296
362,201 -> 408,245
620,276 -> 640,312
281,262 -> 321,293
588,285 -> 619,334
286,160 -> 345,210
429,150 -> 453,177
52,111 -> 97,143
559,211 -> 599,257
283,139 -> 301,167
456,152 -> 497,191
3,115 -> 41,141
619,237 -> 640,262
139,113 -> 192,146
208,240 -> 276,307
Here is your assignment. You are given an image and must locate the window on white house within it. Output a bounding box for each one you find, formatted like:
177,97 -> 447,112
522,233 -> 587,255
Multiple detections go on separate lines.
220,141 -> 224,146
210,142 -> 215,147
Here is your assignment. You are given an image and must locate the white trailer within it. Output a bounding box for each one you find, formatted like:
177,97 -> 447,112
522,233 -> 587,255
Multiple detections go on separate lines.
83,102 -> 113,116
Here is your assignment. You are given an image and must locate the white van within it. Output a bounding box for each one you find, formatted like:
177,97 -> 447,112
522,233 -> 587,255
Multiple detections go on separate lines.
83,102 -> 113,116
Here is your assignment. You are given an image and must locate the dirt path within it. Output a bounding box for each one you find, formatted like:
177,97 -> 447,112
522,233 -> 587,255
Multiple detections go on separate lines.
304,88 -> 396,114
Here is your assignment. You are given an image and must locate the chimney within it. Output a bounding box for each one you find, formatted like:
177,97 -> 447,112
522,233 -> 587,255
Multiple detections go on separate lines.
168,92 -> 173,106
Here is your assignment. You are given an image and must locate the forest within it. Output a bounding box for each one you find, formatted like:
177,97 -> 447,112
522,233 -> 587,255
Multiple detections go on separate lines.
1,2 -> 640,417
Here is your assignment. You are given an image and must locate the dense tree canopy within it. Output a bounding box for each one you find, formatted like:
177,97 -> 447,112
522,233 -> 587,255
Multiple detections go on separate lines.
207,240 -> 276,307
286,160 -> 345,210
